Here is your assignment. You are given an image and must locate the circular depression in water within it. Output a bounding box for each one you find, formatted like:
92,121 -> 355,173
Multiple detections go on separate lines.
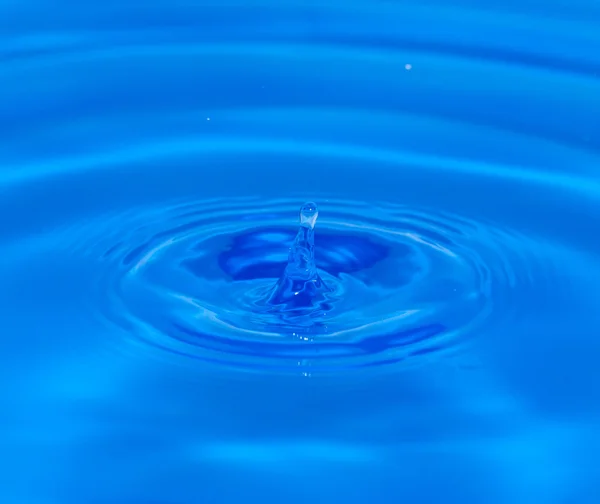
90,197 -> 504,371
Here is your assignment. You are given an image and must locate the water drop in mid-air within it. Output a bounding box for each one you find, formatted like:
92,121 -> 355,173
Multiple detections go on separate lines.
267,202 -> 331,311
300,201 -> 318,230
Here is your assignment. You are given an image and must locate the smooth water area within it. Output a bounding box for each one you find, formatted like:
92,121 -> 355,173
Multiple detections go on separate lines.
2,1 -> 600,502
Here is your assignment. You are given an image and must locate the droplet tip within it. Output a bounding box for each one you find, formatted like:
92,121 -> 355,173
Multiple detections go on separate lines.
300,201 -> 318,229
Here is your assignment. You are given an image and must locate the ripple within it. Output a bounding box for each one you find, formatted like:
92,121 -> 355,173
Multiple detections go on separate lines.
39,197 -> 539,373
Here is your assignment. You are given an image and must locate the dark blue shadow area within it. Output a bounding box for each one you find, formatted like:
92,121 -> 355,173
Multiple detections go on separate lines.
211,227 -> 391,280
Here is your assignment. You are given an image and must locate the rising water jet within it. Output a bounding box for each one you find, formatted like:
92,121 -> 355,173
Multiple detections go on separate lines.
267,202 -> 331,311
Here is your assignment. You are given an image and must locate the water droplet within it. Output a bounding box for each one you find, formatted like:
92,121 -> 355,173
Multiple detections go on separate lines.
300,201 -> 318,230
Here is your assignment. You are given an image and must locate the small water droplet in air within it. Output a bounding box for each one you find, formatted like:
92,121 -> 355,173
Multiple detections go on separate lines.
300,201 -> 318,229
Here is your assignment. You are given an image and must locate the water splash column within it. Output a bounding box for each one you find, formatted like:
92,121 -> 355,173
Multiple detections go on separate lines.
268,202 -> 330,309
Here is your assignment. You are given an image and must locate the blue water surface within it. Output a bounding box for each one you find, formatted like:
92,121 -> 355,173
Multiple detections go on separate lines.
1,1 -> 600,502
